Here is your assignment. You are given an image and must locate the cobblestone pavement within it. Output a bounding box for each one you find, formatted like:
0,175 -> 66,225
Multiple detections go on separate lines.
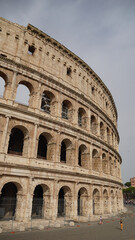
0,206 -> 135,240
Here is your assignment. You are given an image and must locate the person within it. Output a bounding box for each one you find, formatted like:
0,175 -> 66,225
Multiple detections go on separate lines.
99,215 -> 103,224
120,218 -> 123,231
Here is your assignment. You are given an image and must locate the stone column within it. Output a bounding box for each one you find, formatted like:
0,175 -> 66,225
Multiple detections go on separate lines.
1,115 -> 10,153
22,193 -> 33,222
88,184 -> 93,219
51,180 -> 58,220
31,123 -> 38,158
89,143 -> 92,173
108,187 -> 112,214
55,131 -> 60,163
15,193 -> 27,221
100,186 -> 103,215
72,182 -> 78,221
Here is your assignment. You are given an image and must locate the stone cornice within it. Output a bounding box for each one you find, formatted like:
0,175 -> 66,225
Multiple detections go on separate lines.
0,56 -> 120,142
0,161 -> 123,186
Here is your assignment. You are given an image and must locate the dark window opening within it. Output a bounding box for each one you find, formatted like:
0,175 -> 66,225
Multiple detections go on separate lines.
37,135 -> 47,159
0,183 -> 17,220
32,185 -> 43,219
78,112 -> 82,127
62,102 -> 68,119
78,147 -> 82,166
58,188 -> 65,217
91,87 -> 95,94
67,67 -> 72,76
8,128 -> 24,155
41,93 -> 51,113
60,141 -> 66,163
28,45 -> 35,55
77,190 -> 81,216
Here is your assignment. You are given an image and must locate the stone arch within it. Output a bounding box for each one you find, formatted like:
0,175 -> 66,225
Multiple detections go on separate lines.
15,80 -> 34,106
0,181 -> 23,220
61,99 -> 73,120
78,107 -> 87,128
78,144 -> 88,168
102,153 -> 108,174
60,138 -> 73,165
103,189 -> 109,214
31,184 -> 50,219
100,121 -> 105,139
8,125 -> 29,157
77,187 -> 88,216
111,190 -> 115,213
106,127 -> 110,144
37,132 -> 54,161
0,71 -> 7,98
41,90 -> 55,115
58,186 -> 72,218
92,149 -> 100,172
90,115 -> 97,134
93,188 -> 101,215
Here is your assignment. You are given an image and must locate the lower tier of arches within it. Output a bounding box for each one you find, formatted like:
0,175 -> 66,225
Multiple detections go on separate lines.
0,176 -> 123,223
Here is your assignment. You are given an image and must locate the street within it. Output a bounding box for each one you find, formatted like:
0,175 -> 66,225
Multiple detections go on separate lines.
0,205 -> 135,240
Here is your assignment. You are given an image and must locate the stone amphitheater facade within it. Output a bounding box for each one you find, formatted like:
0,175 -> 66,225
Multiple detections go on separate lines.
0,17 -> 123,228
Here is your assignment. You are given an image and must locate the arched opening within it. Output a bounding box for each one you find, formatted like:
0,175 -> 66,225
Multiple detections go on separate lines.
60,141 -> 66,163
58,188 -> 65,217
0,76 -> 5,98
16,82 -> 31,106
58,186 -> 72,218
100,122 -> 105,139
91,115 -> 97,134
0,183 -> 17,220
78,108 -> 87,128
78,145 -> 88,168
61,100 -> 72,120
107,127 -> 110,144
60,139 -> 72,165
8,128 -> 24,155
37,133 -> 53,161
93,189 -> 100,215
77,188 -> 88,216
92,149 -> 100,172
111,190 -> 115,213
41,91 -> 55,114
37,135 -> 47,159
32,185 -> 43,219
103,189 -> 109,214
102,153 -> 108,174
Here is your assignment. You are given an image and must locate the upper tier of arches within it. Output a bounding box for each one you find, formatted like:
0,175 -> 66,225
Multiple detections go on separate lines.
0,17 -> 117,123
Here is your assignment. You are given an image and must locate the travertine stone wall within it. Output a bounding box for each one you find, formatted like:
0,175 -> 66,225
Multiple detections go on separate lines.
0,17 -> 123,225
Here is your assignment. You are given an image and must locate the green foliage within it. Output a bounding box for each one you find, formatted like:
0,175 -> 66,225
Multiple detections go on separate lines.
125,182 -> 131,187
123,187 -> 135,193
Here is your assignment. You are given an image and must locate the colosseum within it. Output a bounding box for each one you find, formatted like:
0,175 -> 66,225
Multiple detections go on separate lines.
0,17 -> 123,230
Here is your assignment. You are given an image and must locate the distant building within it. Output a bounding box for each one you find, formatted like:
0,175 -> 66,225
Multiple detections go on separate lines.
130,177 -> 135,187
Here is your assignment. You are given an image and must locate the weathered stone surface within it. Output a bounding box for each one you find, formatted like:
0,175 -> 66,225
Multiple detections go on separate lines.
0,17 -> 123,231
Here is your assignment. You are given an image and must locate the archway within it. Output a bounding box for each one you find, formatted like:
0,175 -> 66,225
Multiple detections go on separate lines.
93,189 -> 100,215
92,149 -> 100,172
91,115 -> 97,134
41,91 -> 55,114
58,186 -> 72,218
78,144 -> 88,168
0,76 -> 5,98
103,189 -> 109,214
0,183 -> 17,220
16,83 -> 30,106
8,128 -> 24,155
102,153 -> 108,174
32,185 -> 43,219
60,139 -> 72,165
77,188 -> 88,216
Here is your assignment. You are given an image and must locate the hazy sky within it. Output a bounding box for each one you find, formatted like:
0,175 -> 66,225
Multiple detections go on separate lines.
0,0 -> 135,183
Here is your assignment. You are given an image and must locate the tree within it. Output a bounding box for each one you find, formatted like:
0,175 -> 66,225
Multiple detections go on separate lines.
125,182 -> 131,187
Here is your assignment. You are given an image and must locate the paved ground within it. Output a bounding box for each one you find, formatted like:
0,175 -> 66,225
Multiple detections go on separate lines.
0,205 -> 135,240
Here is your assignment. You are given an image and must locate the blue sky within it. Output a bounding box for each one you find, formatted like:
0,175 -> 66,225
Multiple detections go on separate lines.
0,0 -> 135,183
